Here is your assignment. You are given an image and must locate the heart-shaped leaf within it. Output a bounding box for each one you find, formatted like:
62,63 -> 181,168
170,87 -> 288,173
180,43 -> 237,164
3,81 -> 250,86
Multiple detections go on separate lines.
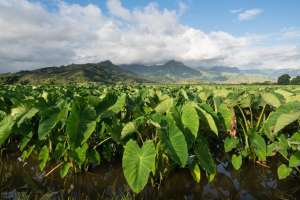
224,137 -> 238,153
277,164 -> 292,180
122,140 -> 156,193
231,154 -> 242,170
289,152 -> 300,167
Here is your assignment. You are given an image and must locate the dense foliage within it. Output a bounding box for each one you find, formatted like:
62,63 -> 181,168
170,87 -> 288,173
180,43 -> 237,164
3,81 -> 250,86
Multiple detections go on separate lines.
277,74 -> 291,85
0,84 -> 300,193
278,74 -> 300,85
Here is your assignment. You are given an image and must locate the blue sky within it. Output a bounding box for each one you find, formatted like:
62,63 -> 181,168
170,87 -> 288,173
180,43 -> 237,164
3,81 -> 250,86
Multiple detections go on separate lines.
1,0 -> 300,72
40,0 -> 300,35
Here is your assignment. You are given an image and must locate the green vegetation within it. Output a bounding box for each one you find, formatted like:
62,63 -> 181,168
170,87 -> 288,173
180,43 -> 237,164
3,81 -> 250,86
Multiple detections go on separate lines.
291,76 -> 300,85
278,74 -> 300,85
0,84 -> 300,193
0,60 -> 276,84
0,61 -> 148,84
278,74 -> 291,85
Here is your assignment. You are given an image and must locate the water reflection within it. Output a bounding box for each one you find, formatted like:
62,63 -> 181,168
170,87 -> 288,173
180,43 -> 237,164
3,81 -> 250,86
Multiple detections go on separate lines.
1,156 -> 300,200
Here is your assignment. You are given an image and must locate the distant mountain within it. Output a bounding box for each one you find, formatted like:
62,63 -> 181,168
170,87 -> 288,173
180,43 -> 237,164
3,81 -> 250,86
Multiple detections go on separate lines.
120,60 -> 202,82
257,68 -> 300,78
0,61 -> 149,84
197,66 -> 241,74
196,65 -> 274,83
2,59 -> 292,84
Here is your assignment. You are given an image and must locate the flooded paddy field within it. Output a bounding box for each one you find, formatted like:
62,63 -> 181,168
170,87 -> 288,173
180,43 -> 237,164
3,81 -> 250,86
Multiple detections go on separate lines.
1,155 -> 300,200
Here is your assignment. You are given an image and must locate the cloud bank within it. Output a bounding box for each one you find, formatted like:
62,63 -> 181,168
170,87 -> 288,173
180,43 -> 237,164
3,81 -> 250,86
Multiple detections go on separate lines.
0,0 -> 299,72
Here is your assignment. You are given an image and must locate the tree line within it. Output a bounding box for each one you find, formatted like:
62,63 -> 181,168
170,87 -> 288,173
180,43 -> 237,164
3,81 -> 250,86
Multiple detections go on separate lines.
278,74 -> 300,85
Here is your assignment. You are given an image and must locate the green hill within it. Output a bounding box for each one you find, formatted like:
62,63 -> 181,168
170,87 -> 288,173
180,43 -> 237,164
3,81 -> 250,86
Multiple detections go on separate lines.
120,60 -> 202,82
0,61 -> 149,84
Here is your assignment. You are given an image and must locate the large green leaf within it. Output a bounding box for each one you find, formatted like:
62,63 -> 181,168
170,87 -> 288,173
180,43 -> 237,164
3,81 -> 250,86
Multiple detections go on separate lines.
0,116 -> 15,146
250,132 -> 267,161
38,106 -> 68,140
181,102 -> 199,139
289,152 -> 300,167
155,97 -> 173,114
87,149 -> 101,165
72,144 -> 88,166
122,140 -> 156,193
66,100 -> 96,148
261,92 -> 283,108
231,154 -> 242,170
60,162 -> 72,178
19,131 -> 33,151
194,134 -> 216,175
159,114 -> 188,167
289,132 -> 300,150
190,163 -> 201,183
17,107 -> 39,127
197,104 -> 218,136
264,101 -> 300,139
95,92 -> 118,115
53,143 -> 66,160
277,164 -> 292,180
224,137 -> 238,153
121,122 -> 137,139
108,94 -> 127,113
217,103 -> 235,132
11,105 -> 29,119
39,145 -> 49,171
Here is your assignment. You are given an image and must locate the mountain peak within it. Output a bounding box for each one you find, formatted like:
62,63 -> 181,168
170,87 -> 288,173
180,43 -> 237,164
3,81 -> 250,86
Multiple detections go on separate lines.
98,60 -> 113,66
164,60 -> 185,66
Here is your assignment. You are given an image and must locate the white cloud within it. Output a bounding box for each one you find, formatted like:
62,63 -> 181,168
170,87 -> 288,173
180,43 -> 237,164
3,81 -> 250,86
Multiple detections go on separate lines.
0,0 -> 299,73
230,8 -> 243,14
280,27 -> 300,39
238,8 -> 263,21
107,0 -> 131,20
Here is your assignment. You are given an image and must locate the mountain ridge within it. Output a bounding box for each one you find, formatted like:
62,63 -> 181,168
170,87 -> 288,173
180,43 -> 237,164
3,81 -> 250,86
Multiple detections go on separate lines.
120,60 -> 202,82
1,59 -> 296,84
0,61 -> 149,84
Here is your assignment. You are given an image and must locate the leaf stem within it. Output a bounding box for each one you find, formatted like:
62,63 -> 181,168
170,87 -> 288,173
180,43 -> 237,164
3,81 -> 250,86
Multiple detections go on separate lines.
93,137 -> 112,149
137,130 -> 144,144
44,162 -> 64,177
238,105 -> 250,132
256,105 -> 266,130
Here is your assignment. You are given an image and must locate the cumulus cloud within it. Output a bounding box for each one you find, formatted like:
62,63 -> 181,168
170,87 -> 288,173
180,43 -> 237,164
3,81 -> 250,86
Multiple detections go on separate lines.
0,0 -> 299,73
107,0 -> 131,20
237,8 -> 263,21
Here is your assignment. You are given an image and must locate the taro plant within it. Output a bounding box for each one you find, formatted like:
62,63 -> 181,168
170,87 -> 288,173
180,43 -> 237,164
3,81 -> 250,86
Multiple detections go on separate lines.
0,84 -> 299,194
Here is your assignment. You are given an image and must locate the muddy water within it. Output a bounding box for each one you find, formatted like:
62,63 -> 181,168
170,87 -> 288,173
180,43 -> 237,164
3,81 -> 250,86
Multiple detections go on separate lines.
1,156 -> 300,200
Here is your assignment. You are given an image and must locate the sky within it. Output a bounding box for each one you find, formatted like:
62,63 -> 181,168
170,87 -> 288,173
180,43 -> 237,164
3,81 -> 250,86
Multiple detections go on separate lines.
0,0 -> 300,72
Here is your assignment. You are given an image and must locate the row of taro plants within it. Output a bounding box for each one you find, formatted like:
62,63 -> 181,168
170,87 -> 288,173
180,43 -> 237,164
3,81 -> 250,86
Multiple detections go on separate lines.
0,84 -> 300,193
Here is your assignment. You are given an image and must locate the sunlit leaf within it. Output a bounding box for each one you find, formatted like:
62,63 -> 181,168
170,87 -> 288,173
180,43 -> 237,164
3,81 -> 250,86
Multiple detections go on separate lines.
122,140 -> 156,193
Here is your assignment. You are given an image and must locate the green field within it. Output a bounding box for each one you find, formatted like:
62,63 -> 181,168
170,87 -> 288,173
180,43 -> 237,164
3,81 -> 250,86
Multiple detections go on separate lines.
0,84 -> 300,196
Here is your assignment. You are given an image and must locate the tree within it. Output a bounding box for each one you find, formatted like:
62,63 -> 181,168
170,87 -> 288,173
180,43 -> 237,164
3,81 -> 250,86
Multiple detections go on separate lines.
291,76 -> 300,85
277,74 -> 291,85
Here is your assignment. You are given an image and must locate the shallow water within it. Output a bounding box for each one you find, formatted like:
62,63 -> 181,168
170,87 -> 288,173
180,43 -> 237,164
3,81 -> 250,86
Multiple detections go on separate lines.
1,155 -> 300,200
